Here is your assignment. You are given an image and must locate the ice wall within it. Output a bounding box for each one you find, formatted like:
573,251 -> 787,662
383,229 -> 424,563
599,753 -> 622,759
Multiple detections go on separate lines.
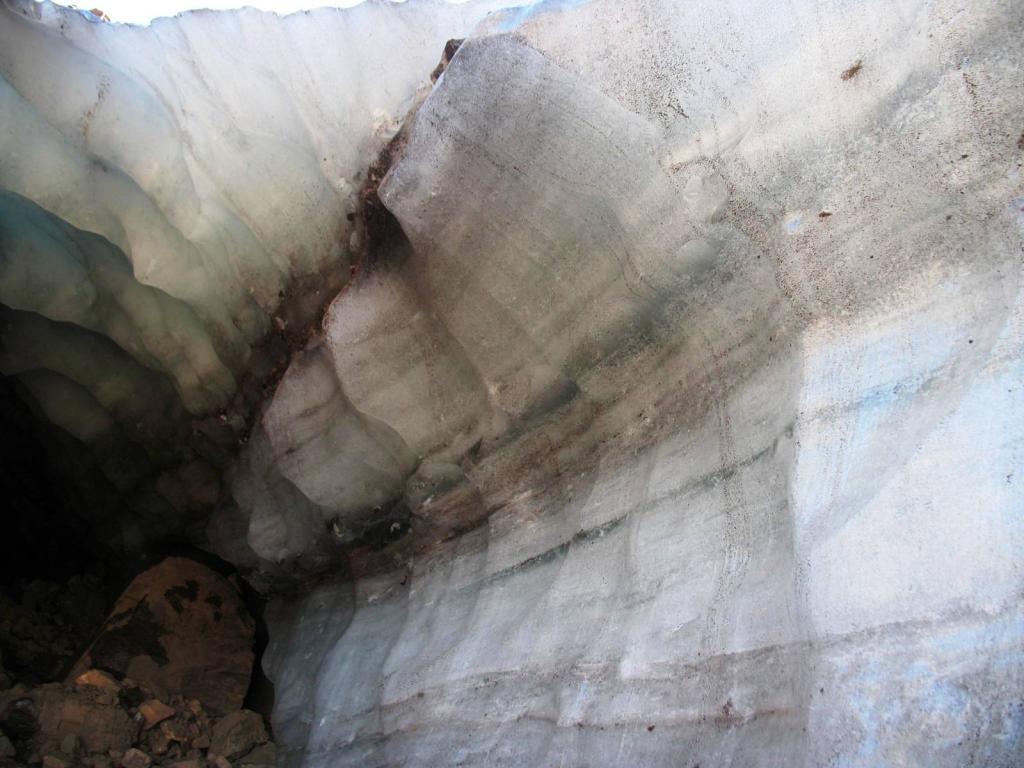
260,2 -> 1023,766
2,0 -> 1023,764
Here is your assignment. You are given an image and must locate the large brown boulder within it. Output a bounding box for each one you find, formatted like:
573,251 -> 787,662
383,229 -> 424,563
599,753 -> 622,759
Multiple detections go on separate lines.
69,558 -> 254,715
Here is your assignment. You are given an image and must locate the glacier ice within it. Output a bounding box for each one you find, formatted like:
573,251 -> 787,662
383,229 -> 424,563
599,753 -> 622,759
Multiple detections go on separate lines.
0,0 -> 515,555
2,0 -> 1023,765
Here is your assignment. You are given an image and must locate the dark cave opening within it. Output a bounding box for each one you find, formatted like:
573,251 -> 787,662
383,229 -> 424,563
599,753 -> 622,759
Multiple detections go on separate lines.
0,374 -> 276,766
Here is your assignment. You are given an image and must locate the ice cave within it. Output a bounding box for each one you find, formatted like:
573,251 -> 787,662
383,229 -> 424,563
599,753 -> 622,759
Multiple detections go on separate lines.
0,0 -> 1022,765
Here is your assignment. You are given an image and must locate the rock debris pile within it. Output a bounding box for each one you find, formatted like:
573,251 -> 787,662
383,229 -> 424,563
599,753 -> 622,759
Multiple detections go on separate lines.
0,674 -> 273,768
0,558 -> 272,768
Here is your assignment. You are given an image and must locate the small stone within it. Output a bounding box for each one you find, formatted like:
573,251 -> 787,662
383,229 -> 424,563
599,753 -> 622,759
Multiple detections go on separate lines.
0,735 -> 14,758
139,683 -> 170,703
74,670 -> 121,694
120,748 -> 151,768
238,743 -> 275,768
86,757 -> 112,768
169,760 -> 201,768
138,700 -> 175,730
209,711 -> 266,760
59,733 -> 80,756
146,727 -> 170,756
160,718 -> 192,743
209,757 -> 231,768
42,755 -> 69,768
191,735 -> 210,750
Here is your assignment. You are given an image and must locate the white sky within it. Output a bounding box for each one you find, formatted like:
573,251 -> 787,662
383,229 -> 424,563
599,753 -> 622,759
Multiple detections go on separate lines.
54,0 -> 471,25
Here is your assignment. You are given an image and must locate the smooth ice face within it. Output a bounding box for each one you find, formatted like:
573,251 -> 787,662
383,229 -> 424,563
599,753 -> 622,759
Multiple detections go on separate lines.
379,36 -> 716,418
2,0 -> 1024,765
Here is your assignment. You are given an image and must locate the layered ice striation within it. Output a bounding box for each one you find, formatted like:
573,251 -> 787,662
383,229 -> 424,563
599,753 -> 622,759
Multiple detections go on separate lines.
265,4 -> 1023,766
3,0 -> 1024,765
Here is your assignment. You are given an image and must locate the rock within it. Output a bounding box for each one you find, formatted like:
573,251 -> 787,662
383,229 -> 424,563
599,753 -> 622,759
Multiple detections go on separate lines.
42,755 -> 68,768
58,733 -> 79,756
159,718 -> 191,743
138,700 -> 175,730
166,745 -> 186,761
119,748 -> 151,768
191,735 -> 210,750
74,670 -> 121,694
68,558 -> 255,715
209,757 -> 232,768
86,757 -> 112,768
169,761 -> 201,768
0,735 -> 13,758
237,742 -> 275,768
209,711 -> 266,760
144,727 -> 170,756
30,683 -> 138,755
